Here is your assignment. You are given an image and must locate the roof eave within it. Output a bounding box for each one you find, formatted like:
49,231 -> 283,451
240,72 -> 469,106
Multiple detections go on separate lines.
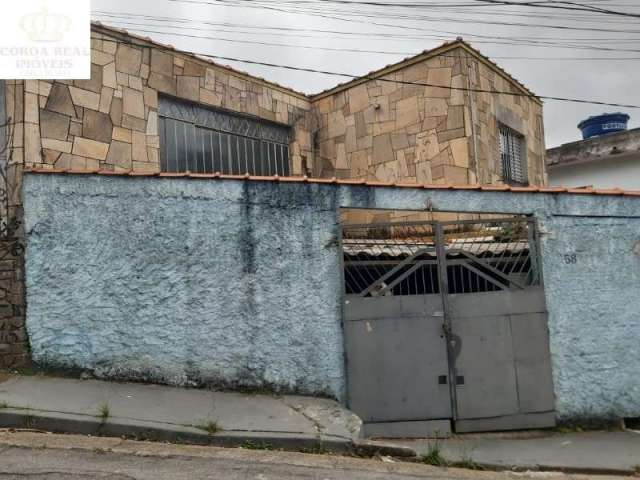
91,22 -> 311,100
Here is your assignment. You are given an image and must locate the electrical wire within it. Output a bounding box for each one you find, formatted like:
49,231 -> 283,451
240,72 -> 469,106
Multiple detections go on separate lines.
90,32 -> 640,108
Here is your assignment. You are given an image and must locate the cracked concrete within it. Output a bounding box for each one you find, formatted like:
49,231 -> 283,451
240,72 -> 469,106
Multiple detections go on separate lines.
0,374 -> 383,455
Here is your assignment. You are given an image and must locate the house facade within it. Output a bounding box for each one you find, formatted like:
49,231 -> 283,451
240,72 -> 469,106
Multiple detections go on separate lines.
0,21 -> 548,382
3,24 -> 640,433
7,23 -> 546,191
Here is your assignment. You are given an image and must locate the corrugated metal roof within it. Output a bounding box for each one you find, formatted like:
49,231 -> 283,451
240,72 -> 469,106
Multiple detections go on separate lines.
23,168 -> 640,198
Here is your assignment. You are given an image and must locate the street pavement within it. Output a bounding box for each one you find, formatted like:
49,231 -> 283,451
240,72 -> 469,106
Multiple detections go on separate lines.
0,374 -> 368,453
0,431 -> 624,480
385,430 -> 640,475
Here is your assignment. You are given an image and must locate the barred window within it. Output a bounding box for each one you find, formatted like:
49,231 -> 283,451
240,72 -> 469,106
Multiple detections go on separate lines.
159,96 -> 291,176
498,124 -> 527,185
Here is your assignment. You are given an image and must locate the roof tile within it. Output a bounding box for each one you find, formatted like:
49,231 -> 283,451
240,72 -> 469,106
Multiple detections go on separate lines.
22,167 -> 640,198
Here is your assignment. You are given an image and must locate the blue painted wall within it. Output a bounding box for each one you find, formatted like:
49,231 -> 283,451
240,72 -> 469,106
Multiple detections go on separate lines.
23,174 -> 640,420
23,174 -> 346,400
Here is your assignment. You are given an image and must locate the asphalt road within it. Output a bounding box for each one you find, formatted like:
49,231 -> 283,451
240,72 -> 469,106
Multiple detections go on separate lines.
0,445 -> 448,480
0,432 -> 616,480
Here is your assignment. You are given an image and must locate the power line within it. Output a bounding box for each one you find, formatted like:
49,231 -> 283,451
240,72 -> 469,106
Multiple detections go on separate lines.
92,12 -> 640,44
95,15 -> 640,60
166,0 -> 640,34
90,32 -> 640,108
93,20 -> 640,55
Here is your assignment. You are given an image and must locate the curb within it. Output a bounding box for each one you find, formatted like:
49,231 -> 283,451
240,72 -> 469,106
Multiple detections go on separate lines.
354,441 -> 417,458
0,409 -> 355,454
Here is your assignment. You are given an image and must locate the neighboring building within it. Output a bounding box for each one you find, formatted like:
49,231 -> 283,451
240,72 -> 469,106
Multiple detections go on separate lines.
7,23 -> 546,192
547,114 -> 640,190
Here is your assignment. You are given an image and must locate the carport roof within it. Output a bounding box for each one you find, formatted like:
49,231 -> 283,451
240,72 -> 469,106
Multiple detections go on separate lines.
23,168 -> 640,198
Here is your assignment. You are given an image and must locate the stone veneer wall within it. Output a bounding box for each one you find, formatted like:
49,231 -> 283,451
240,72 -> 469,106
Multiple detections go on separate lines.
0,80 -> 28,369
23,30 -> 545,188
469,59 -> 546,186
312,46 -> 546,186
0,240 -> 27,368
22,27 -> 315,175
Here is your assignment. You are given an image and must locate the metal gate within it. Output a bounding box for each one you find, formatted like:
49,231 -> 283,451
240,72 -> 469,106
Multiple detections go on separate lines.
341,216 -> 555,437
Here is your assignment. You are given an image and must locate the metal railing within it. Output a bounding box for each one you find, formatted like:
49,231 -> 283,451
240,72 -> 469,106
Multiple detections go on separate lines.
342,217 -> 540,297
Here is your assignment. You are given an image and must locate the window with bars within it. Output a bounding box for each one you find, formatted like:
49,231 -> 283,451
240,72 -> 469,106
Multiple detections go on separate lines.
159,96 -> 291,176
498,124 -> 527,185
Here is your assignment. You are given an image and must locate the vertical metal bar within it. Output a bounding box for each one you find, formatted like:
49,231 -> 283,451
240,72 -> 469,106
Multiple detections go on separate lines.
173,120 -> 179,173
227,134 -> 233,174
243,137 -> 249,174
337,218 -> 353,408
435,223 -> 458,422
218,133 -> 223,173
267,142 -> 273,175
210,132 -> 215,173
251,140 -> 257,174
530,218 -> 544,287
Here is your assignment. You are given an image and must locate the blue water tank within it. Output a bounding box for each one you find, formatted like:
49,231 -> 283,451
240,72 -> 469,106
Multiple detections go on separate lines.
578,113 -> 630,140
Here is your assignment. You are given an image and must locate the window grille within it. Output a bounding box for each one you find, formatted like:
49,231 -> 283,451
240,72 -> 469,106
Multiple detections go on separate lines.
159,96 -> 291,176
498,124 -> 527,185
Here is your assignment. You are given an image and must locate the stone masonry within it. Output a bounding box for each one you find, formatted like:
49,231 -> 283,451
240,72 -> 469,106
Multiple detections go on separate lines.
0,79 -> 27,369
21,24 -> 315,176
0,240 -> 26,368
313,44 -> 546,186
20,25 -> 546,188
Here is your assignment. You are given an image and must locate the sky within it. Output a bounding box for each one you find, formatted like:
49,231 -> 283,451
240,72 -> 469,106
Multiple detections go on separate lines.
92,0 -> 640,148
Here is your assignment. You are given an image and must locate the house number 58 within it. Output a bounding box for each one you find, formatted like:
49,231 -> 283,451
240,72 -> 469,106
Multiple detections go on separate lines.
563,253 -> 577,264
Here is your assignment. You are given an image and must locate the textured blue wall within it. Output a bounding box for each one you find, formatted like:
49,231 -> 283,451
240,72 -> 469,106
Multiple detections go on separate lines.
23,174 -> 640,420
23,174 -> 345,399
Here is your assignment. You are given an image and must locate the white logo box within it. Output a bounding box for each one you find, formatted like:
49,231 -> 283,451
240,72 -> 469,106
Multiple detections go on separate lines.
0,0 -> 90,79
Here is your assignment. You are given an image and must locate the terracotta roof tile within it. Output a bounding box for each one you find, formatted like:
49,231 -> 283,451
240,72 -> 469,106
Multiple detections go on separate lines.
567,187 -> 595,194
538,187 -> 569,193
22,168 -> 640,198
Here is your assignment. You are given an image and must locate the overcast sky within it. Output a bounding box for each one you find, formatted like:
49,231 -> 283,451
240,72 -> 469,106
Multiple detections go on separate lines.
92,0 -> 640,148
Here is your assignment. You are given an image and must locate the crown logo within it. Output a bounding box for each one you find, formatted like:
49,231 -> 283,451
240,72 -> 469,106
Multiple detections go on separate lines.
20,6 -> 72,43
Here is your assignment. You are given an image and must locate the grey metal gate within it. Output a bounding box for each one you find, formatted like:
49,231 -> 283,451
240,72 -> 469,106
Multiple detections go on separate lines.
341,216 -> 555,437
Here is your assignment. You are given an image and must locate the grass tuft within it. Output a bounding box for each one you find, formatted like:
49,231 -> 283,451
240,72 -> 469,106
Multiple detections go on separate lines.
452,457 -> 485,471
421,438 -> 448,467
0,401 -> 8,409
23,415 -> 35,429
98,402 -> 110,422
242,440 -> 274,450
196,419 -> 221,435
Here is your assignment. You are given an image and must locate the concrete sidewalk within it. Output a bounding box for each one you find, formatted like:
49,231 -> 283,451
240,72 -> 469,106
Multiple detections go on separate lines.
387,431 -> 640,475
0,374 -> 393,454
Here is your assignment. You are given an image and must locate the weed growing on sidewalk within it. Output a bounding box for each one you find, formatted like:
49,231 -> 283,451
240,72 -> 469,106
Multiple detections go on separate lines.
421,438 -> 447,467
0,401 -> 7,409
98,402 -> 110,422
196,420 -> 221,435
452,457 -> 485,471
23,415 -> 35,429
242,440 -> 274,450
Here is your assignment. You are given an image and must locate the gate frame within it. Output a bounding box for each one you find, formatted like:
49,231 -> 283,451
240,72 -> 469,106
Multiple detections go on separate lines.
338,213 -> 551,433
